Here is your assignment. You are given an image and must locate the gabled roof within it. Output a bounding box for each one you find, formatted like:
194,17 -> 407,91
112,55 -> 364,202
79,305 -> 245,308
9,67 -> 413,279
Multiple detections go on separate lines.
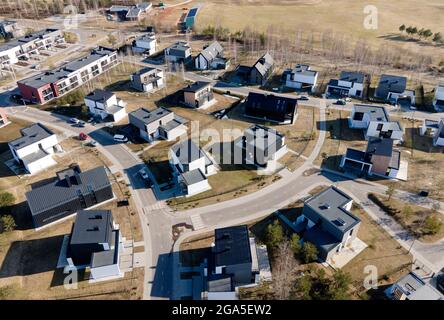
85,89 -> 114,103
9,123 -> 54,150
245,92 -> 297,123
214,225 -> 252,267
198,41 -> 223,63
253,53 -> 274,76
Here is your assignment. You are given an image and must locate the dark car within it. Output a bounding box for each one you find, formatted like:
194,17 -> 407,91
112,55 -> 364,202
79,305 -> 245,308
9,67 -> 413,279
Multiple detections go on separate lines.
437,274 -> 444,294
11,94 -> 25,105
418,190 -> 429,197
335,99 -> 346,105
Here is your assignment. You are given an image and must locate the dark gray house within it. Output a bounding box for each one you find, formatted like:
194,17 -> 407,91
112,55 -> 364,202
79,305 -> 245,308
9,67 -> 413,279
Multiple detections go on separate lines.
249,53 -> 274,85
25,165 -> 113,228
282,186 -> 361,263
375,74 -> 415,105
244,92 -> 298,124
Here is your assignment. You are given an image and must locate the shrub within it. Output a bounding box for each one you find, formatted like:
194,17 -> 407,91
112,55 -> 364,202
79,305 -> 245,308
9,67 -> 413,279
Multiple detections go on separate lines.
0,215 -> 16,233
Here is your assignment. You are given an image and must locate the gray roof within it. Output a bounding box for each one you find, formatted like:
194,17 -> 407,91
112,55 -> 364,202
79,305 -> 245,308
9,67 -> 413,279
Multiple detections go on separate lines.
244,124 -> 285,153
70,210 -> 113,246
85,89 -> 114,103
160,116 -> 187,132
376,74 -> 407,98
253,53 -> 274,76
129,107 -> 171,125
292,64 -> 317,77
17,28 -> 60,43
304,186 -> 360,234
26,166 -> 111,215
392,272 -> 442,300
198,41 -> 223,63
126,7 -> 142,18
303,224 -> 341,254
181,168 -> 207,186
171,139 -> 205,164
183,81 -> 211,93
167,41 -> 190,52
352,104 -> 390,122
214,225 -> 252,267
132,66 -> 157,76
91,249 -> 116,268
9,123 -> 54,150
109,5 -> 130,12
20,149 -> 50,165
207,274 -> 233,292
0,39 -> 21,52
339,71 -> 366,84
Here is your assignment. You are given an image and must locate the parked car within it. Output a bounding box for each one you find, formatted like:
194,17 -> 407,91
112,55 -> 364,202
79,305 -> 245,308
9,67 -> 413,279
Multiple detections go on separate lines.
113,134 -> 128,143
69,117 -> 79,124
436,274 -> 444,294
299,95 -> 310,101
86,140 -> 97,147
75,121 -> 85,127
11,94 -> 25,105
139,169 -> 150,180
79,132 -> 89,141
335,99 -> 346,105
418,190 -> 429,197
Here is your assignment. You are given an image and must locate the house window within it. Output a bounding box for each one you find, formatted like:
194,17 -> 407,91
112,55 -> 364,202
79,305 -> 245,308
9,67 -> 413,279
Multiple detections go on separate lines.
377,123 -> 383,131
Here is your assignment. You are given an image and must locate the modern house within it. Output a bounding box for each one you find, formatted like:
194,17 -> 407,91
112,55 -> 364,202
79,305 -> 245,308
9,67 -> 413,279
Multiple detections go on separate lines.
0,108 -> 10,128
433,83 -> 444,111
8,123 -> 62,174
84,89 -> 127,122
285,64 -> 318,92
385,272 -> 442,300
420,118 -> 444,147
61,210 -> 123,281
0,28 -> 63,67
108,2 -> 152,21
181,81 -> 215,109
249,53 -> 274,85
182,6 -> 200,30
244,92 -> 298,124
284,186 -> 361,264
128,107 -> 187,142
25,165 -> 113,228
17,47 -> 118,104
374,74 -> 415,105
0,20 -> 21,39
340,137 -> 403,179
164,41 -> 192,64
130,67 -> 164,93
169,139 -> 216,196
326,71 -> 369,98
195,41 -> 229,70
234,124 -> 288,170
348,104 -> 403,141
201,225 -> 271,300
132,33 -> 157,55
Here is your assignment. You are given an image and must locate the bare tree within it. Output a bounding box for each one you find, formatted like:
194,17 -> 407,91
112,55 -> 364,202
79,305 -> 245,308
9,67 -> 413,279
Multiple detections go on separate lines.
272,241 -> 298,300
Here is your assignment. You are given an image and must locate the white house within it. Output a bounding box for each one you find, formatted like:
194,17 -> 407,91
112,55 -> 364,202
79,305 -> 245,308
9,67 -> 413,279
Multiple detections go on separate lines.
8,123 -> 62,174
365,121 -> 404,142
128,107 -> 187,142
84,89 -> 127,123
132,33 -> 157,55
130,67 -> 164,93
285,64 -> 318,92
348,104 -> 390,129
430,119 -> 444,147
169,139 -> 217,196
195,41 -> 229,70
326,71 -> 368,98
433,84 -> 444,111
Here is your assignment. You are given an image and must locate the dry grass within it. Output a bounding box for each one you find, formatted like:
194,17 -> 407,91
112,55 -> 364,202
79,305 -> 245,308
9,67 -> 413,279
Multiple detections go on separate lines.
343,203 -> 413,298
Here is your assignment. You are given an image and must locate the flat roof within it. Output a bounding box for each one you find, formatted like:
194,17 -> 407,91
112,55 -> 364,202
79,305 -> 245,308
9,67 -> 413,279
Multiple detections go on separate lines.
214,225 -> 252,266
304,186 -> 360,233
129,107 -> 171,125
181,169 -> 207,186
26,166 -> 111,215
85,89 -> 114,102
171,139 -> 205,164
353,104 -> 390,122
366,137 -> 393,157
292,64 -> 317,77
340,71 -> 366,84
183,81 -> 211,92
70,210 -> 113,245
9,123 -> 54,150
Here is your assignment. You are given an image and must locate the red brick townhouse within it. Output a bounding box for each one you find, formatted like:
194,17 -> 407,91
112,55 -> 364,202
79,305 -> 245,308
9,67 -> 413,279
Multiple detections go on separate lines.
17,46 -> 119,104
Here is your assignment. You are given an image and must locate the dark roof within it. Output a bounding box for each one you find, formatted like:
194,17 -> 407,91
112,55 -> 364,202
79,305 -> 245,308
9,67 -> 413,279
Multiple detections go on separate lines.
17,28 -> 60,43
304,186 -> 360,234
352,104 -> 390,122
292,64 -> 317,77
85,89 -> 114,102
339,71 -> 366,84
366,137 -> 393,157
345,148 -> 369,163
244,92 -> 297,123
183,81 -> 211,93
129,107 -> 171,125
214,225 -> 252,267
132,66 -> 157,76
187,7 -> 199,18
171,139 -> 205,164
9,123 -> 54,150
70,210 -> 113,246
376,74 -> 407,98
26,166 -> 111,215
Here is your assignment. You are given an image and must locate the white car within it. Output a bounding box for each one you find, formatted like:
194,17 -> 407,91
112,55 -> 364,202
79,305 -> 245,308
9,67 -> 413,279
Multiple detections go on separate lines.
113,134 -> 128,143
69,117 -> 79,124
139,169 -> 149,180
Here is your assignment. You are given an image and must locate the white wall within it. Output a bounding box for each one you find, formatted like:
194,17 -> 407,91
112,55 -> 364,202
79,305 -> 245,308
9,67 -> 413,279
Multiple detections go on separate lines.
195,54 -> 208,70
90,263 -> 121,280
26,154 -> 57,174
186,178 -> 211,196
12,134 -> 58,160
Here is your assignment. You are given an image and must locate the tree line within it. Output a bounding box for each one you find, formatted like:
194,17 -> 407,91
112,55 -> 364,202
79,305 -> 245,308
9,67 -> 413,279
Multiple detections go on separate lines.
399,24 -> 443,44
